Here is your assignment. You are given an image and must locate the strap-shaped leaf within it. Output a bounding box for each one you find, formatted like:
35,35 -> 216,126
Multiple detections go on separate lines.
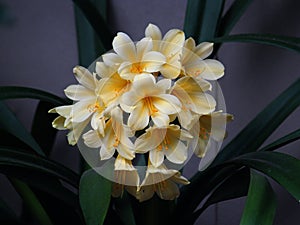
0,86 -> 69,105
231,151 -> 300,200
189,168 -> 250,224
198,0 -> 224,42
0,147 -> 79,187
183,0 -> 206,40
213,34 -> 300,53
211,78 -> 300,165
0,102 -> 44,156
73,0 -> 112,53
79,169 -> 112,225
259,128 -> 300,152
218,0 -> 253,36
240,170 -> 277,225
10,179 -> 54,225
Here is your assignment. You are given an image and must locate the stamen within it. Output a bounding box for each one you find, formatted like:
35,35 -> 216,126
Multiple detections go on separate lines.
144,97 -> 158,115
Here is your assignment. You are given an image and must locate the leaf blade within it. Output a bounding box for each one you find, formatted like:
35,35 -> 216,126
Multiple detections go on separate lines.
213,34 -> 300,53
79,169 -> 112,225
240,170 -> 277,225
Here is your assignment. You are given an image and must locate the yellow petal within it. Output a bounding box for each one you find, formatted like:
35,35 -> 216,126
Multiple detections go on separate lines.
112,32 -> 136,61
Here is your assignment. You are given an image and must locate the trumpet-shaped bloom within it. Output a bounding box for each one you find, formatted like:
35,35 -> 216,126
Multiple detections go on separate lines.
171,77 -> 216,129
135,124 -> 193,167
192,111 -> 233,157
181,37 -> 224,80
83,107 -> 135,160
96,62 -> 132,106
103,32 -> 166,81
64,66 -> 107,135
136,163 -> 189,202
121,74 -> 181,131
112,155 -> 140,198
145,23 -> 185,79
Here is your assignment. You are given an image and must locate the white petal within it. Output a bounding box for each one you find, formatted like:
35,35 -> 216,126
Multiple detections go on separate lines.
195,42 -> 214,59
141,51 -> 166,73
83,130 -> 102,148
128,101 -> 149,130
190,93 -> 216,114
164,141 -> 187,164
73,66 -> 96,89
136,37 -> 153,60
156,180 -> 179,200
64,85 -> 94,101
149,150 -> 165,167
198,59 -> 225,80
54,105 -> 72,118
152,95 -> 181,114
71,100 -> 94,122
161,29 -> 185,56
136,185 -> 155,202
145,23 -> 162,41
99,145 -> 115,160
117,141 -> 135,160
101,53 -> 123,67
151,111 -> 170,127
112,32 -> 136,61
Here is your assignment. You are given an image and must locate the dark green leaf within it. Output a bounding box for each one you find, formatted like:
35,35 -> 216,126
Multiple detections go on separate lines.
189,168 -> 250,224
10,179 -> 54,225
31,101 -> 58,156
231,151 -> 300,200
0,147 -> 79,187
0,102 -> 44,156
240,170 -> 277,225
213,34 -> 300,53
198,0 -> 224,42
0,86 -> 69,105
259,128 -> 300,152
73,0 -> 112,55
218,0 -> 253,36
183,0 -> 206,40
211,78 -> 300,165
79,169 -> 112,225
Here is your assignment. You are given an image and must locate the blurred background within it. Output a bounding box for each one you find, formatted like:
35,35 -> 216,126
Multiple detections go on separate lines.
0,0 -> 300,224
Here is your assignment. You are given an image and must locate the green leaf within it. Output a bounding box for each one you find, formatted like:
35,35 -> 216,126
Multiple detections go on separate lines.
0,147 -> 79,187
0,102 -> 45,156
240,170 -> 277,225
183,0 -> 206,40
31,101 -> 58,156
231,151 -> 300,200
10,179 -> 54,225
213,34 -> 300,53
73,0 -> 112,56
218,0 -> 253,36
189,168 -> 250,224
259,128 -> 300,152
0,86 -> 69,105
211,78 -> 300,165
198,0 -> 224,42
79,169 -> 112,225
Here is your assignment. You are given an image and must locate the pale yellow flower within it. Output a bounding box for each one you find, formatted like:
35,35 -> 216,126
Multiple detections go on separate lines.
145,23 -> 185,79
95,62 -> 132,106
83,107 -> 135,160
192,111 -> 234,158
120,74 -> 181,131
102,32 -> 166,81
181,37 -> 224,80
136,162 -> 189,202
135,124 -> 192,167
111,155 -> 140,198
171,76 -> 216,129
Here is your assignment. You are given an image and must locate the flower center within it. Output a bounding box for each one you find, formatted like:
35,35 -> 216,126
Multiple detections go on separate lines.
199,127 -> 210,140
87,101 -> 104,113
130,63 -> 144,74
144,97 -> 158,115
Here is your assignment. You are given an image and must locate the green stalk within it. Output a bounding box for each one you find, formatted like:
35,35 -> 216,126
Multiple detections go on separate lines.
10,179 -> 54,225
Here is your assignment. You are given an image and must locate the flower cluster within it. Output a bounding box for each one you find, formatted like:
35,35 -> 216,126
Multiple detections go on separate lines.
51,24 -> 232,202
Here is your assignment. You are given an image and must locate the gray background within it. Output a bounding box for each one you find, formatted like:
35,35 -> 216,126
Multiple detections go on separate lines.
0,0 -> 300,224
